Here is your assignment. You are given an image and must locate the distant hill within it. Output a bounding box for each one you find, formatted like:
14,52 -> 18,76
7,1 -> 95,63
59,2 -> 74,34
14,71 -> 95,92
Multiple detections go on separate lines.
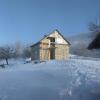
68,33 -> 93,45
68,33 -> 100,58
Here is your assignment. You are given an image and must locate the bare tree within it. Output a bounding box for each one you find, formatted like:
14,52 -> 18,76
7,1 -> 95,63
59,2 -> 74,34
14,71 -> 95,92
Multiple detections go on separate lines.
0,46 -> 14,65
89,17 -> 100,36
23,47 -> 31,58
14,41 -> 23,58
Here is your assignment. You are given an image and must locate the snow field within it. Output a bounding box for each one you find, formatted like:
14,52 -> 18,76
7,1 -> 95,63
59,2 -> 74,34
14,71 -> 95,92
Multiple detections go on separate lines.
0,57 -> 100,100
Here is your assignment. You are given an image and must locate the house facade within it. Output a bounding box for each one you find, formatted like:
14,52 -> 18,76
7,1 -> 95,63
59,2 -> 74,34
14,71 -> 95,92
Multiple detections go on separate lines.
31,30 -> 70,60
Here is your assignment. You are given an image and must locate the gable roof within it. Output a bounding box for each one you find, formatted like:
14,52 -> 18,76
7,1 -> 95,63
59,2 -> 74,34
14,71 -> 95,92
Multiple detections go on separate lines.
88,33 -> 100,49
31,29 -> 71,47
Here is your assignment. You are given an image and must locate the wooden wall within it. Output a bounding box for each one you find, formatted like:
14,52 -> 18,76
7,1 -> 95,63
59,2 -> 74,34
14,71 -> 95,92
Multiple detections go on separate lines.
31,44 -> 40,60
31,30 -> 70,60
55,44 -> 69,60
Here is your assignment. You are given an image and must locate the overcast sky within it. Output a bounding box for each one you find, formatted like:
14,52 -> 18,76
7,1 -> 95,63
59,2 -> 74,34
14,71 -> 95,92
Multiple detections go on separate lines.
0,0 -> 100,45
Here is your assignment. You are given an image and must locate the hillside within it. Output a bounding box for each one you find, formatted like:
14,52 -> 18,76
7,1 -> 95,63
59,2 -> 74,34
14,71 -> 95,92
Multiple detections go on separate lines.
68,33 -> 100,58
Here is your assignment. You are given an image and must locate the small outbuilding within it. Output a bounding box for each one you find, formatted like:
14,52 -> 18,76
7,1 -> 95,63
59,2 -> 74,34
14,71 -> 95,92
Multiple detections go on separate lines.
31,30 -> 71,60
88,33 -> 100,50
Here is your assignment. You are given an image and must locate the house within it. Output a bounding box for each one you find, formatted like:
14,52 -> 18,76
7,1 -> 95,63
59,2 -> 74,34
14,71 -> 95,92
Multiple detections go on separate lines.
88,33 -> 100,50
30,29 -> 71,60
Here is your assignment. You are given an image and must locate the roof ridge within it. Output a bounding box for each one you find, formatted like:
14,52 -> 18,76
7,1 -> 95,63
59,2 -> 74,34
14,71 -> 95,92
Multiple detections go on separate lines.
31,29 -> 71,47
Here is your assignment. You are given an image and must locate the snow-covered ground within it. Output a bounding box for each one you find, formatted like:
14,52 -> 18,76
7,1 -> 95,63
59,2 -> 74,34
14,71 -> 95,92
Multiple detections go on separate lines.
0,57 -> 100,100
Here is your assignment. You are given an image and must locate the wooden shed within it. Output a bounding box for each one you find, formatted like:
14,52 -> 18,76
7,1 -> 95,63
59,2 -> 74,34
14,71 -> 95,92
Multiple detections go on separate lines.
88,33 -> 100,50
31,30 -> 71,60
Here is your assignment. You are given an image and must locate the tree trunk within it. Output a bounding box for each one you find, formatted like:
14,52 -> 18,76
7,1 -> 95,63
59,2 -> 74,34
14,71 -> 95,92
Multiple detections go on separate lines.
5,58 -> 8,65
